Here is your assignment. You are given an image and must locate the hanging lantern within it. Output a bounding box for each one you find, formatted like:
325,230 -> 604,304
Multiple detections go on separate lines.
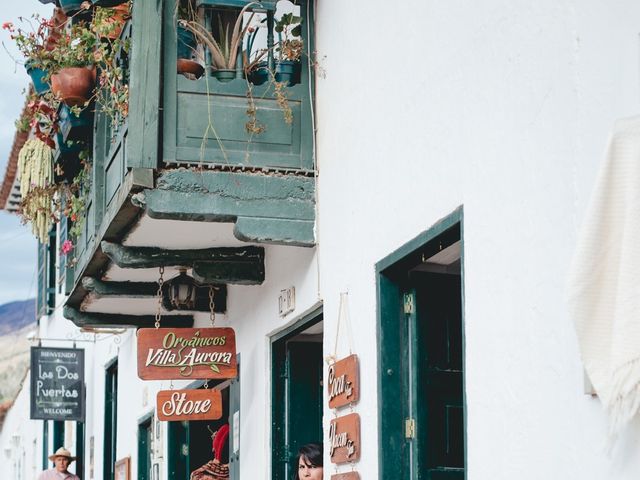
165,268 -> 198,310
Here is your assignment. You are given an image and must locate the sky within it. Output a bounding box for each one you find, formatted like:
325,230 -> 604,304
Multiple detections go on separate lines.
0,2 -> 53,305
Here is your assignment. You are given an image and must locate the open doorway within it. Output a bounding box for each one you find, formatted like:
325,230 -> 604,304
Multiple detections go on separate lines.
271,308 -> 323,480
167,377 -> 239,480
377,210 -> 465,479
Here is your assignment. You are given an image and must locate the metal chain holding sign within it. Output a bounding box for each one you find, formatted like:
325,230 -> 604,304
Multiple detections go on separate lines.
209,286 -> 216,326
204,286 -> 216,390
155,266 -> 165,329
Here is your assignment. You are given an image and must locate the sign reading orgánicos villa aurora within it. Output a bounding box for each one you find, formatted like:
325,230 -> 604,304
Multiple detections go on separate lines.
137,327 -> 237,380
30,347 -> 85,421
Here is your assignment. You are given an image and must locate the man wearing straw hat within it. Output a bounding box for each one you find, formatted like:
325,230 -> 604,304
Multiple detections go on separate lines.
38,447 -> 80,480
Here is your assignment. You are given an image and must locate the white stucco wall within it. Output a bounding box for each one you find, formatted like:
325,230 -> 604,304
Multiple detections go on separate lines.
315,1 -> 640,479
4,2 -> 640,479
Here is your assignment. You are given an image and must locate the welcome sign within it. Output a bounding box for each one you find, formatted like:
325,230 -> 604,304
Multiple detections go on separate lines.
30,347 -> 85,421
137,328 -> 237,380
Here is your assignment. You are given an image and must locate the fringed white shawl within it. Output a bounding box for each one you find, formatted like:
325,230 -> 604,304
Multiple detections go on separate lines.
568,116 -> 640,440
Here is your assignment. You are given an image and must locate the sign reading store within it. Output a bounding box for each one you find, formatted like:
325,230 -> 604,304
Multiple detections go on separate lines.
30,347 -> 85,421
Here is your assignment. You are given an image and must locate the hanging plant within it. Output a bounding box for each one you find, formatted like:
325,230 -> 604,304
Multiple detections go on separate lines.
17,138 -> 56,243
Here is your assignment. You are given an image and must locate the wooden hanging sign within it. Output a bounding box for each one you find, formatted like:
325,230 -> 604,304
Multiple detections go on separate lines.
331,473 -> 360,480
137,328 -> 237,380
328,354 -> 359,409
157,389 -> 223,422
329,413 -> 361,464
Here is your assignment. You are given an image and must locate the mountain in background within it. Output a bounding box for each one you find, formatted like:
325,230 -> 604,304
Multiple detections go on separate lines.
0,299 -> 35,335
0,299 -> 35,403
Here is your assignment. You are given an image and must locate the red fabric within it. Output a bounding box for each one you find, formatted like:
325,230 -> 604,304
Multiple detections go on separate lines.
212,424 -> 229,461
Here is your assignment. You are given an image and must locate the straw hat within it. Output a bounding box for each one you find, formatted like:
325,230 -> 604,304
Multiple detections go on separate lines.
48,447 -> 76,462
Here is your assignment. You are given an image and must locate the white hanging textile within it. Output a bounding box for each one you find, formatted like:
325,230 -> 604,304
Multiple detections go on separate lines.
568,115 -> 640,441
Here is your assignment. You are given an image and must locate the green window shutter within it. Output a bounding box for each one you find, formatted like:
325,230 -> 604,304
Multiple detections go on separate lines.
104,362 -> 118,480
37,242 -> 48,318
47,228 -> 57,313
75,421 -> 85,478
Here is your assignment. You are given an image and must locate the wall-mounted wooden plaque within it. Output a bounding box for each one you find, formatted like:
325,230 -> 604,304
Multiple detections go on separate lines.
114,457 -> 130,480
328,354 -> 359,409
157,389 -> 223,422
137,328 -> 237,380
329,413 -> 361,464
331,473 -> 360,480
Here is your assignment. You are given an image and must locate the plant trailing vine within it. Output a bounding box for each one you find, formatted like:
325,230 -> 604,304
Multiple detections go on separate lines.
17,138 -> 55,243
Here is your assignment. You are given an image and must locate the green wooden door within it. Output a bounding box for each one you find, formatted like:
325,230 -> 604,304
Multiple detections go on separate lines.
409,273 -> 464,480
167,421 -> 190,480
272,337 -> 322,480
287,342 -> 323,454
104,362 -> 118,480
75,422 -> 85,478
138,420 -> 153,480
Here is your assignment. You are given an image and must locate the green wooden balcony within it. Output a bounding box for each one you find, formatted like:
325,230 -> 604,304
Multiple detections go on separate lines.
59,0 -> 316,324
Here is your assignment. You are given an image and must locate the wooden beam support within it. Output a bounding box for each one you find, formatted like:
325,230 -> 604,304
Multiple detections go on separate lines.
133,170 -> 316,247
101,241 -> 265,284
63,306 -> 194,329
81,277 -> 228,312
82,277 -> 157,297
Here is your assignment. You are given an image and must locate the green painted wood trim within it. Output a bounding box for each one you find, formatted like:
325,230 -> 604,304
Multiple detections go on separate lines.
63,306 -> 194,328
127,0 -> 162,169
375,206 -> 463,274
75,421 -> 85,478
162,0 -> 178,165
270,304 -> 323,343
144,170 -> 315,219
233,217 -> 314,247
376,207 -> 466,480
137,410 -> 154,425
42,421 -> 49,470
134,169 -> 316,246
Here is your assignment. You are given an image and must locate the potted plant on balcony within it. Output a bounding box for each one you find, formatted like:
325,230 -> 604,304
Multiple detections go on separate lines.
274,12 -> 302,86
92,2 -> 131,40
179,2 -> 258,82
49,22 -> 97,106
176,3 -> 204,77
2,15 -> 58,95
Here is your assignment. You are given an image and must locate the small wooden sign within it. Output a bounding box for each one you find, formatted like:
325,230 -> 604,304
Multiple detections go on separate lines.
331,473 -> 360,480
329,413 -> 361,464
114,457 -> 130,480
328,354 -> 359,409
157,389 -> 223,422
137,328 -> 237,380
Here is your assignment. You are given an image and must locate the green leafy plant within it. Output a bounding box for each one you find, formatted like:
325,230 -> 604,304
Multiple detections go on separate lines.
179,2 -> 259,70
275,12 -> 302,61
92,5 -> 132,127
49,21 -> 97,69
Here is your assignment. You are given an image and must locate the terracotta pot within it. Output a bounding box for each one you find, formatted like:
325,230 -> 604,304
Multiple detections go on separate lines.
177,59 -> 204,78
98,4 -> 131,40
51,67 -> 95,106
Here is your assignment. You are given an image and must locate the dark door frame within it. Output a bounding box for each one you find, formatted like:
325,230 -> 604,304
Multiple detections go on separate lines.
271,304 -> 323,480
376,207 -> 466,479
